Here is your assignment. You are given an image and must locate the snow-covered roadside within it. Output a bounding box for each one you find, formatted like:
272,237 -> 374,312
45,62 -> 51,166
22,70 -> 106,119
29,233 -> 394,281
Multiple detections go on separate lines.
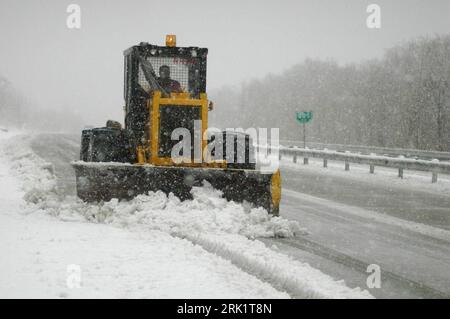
0,203 -> 290,298
0,132 -> 373,298
0,132 -> 292,298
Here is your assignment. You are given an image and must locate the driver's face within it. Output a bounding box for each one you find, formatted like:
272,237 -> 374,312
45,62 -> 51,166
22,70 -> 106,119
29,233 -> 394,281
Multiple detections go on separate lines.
160,68 -> 170,79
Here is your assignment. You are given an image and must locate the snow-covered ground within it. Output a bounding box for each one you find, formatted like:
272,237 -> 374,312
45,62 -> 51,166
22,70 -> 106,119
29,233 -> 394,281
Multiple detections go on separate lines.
0,132 -> 372,298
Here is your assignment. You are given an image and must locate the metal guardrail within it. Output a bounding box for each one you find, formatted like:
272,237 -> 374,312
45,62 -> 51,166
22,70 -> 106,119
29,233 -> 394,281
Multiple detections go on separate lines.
263,146 -> 450,183
279,139 -> 450,162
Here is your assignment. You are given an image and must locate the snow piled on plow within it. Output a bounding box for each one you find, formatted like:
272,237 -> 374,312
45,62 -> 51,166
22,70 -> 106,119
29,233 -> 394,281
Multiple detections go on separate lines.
80,185 -> 302,238
2,133 -> 373,299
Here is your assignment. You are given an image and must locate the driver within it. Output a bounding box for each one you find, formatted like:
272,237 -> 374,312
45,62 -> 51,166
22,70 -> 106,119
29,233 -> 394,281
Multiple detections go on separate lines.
157,65 -> 182,93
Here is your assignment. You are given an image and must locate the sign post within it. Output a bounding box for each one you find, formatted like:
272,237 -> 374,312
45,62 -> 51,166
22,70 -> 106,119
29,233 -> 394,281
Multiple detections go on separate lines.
296,111 -> 313,148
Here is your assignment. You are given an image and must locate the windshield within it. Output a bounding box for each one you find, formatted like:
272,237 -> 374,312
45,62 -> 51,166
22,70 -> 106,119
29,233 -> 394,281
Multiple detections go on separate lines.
138,56 -> 198,95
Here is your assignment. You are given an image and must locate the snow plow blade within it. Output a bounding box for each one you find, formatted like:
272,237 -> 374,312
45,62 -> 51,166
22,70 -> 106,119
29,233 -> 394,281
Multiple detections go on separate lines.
71,162 -> 281,215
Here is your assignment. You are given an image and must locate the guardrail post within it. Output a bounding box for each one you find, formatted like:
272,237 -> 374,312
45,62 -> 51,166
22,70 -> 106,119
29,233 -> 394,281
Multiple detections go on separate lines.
345,161 -> 350,171
369,164 -> 375,174
323,159 -> 328,168
431,159 -> 439,183
398,168 -> 403,179
432,172 -> 438,183
304,157 -> 309,165
293,154 -> 297,163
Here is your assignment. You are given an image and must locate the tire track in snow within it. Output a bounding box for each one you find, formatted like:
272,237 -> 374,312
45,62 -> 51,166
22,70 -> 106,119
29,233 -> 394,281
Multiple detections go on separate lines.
176,233 -> 373,299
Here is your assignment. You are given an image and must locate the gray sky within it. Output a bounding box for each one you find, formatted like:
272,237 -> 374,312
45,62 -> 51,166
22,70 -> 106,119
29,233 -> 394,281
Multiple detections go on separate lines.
0,0 -> 449,126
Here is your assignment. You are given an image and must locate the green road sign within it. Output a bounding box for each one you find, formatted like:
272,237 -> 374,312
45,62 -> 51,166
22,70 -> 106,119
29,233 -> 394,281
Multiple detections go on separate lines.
296,111 -> 313,124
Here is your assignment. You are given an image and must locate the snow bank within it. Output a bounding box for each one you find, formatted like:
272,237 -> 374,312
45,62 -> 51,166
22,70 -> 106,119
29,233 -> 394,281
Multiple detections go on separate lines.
1,133 -> 373,298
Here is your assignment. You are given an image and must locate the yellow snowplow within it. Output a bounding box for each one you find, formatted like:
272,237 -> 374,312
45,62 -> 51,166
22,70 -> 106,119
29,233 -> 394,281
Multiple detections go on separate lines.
72,35 -> 281,215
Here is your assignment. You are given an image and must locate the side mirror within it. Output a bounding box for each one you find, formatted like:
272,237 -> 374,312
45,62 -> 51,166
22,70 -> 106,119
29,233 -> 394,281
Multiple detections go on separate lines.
208,101 -> 214,111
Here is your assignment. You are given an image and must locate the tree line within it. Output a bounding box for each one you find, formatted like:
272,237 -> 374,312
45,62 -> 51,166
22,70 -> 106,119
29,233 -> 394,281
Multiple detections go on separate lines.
0,75 -> 82,132
210,35 -> 450,151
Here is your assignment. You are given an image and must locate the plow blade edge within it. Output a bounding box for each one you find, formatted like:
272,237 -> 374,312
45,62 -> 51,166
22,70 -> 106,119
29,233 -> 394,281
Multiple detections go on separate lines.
71,162 -> 281,215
